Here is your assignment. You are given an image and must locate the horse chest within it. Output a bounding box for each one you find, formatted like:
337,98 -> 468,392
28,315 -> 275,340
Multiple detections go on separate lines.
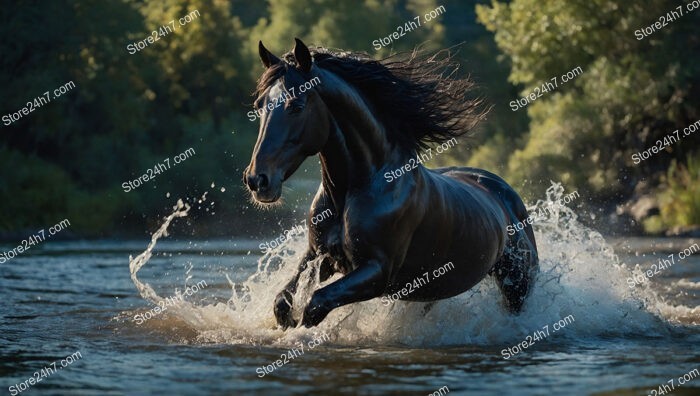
316,223 -> 353,274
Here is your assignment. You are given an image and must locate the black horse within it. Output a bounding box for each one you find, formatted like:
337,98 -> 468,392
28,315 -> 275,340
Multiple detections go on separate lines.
244,39 -> 538,328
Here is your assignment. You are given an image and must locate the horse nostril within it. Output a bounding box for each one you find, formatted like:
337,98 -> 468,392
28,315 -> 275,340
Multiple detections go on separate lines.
258,174 -> 269,190
246,174 -> 258,191
246,173 -> 269,192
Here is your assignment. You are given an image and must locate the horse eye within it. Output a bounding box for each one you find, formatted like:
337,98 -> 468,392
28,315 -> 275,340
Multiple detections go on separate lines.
288,105 -> 304,114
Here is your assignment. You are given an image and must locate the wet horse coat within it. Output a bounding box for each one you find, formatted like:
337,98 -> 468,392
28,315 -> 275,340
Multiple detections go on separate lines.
244,39 -> 539,328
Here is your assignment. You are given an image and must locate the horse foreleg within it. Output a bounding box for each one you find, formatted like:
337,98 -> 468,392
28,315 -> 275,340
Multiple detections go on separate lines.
274,251 -> 314,328
274,252 -> 335,329
301,260 -> 388,327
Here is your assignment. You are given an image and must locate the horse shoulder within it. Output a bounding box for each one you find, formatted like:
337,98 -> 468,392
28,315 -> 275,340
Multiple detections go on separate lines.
342,176 -> 426,264
306,187 -> 343,253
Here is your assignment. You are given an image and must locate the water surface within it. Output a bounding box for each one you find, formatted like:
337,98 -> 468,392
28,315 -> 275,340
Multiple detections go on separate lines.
1,192 -> 699,396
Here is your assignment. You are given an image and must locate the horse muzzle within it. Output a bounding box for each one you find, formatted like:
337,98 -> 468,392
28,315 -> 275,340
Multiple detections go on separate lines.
244,167 -> 282,203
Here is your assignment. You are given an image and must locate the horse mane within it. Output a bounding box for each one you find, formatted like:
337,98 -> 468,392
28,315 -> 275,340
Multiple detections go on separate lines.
254,46 -> 488,153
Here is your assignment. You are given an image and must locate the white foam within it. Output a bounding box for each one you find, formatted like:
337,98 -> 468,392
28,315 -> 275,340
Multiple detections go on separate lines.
129,182 -> 699,347
676,279 -> 700,290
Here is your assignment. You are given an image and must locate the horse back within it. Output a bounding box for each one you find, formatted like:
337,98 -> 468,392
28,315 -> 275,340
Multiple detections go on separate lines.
431,166 -> 528,220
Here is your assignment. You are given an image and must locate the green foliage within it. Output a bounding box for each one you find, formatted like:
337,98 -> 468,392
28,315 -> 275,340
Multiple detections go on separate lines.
0,147 -> 130,236
1,0 -> 695,236
246,0 -> 445,67
0,0 -> 470,236
645,154 -> 700,233
0,0 -> 260,235
477,0 -> 700,212
0,148 -> 78,231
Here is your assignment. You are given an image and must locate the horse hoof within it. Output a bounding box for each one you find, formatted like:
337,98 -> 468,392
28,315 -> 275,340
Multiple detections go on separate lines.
301,292 -> 331,327
273,290 -> 296,329
280,318 -> 298,330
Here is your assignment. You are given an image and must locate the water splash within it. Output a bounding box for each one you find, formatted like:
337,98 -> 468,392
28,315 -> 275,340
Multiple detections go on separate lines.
129,199 -> 190,304
128,183 -> 698,347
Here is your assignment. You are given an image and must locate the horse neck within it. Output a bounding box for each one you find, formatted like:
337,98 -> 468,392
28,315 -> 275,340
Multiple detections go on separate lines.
315,69 -> 401,206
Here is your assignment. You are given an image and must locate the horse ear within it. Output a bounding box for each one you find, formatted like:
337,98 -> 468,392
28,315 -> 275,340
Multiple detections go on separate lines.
258,41 -> 281,69
293,38 -> 312,73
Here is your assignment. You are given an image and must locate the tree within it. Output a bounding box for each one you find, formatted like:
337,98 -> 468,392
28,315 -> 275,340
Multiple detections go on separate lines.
476,0 -> 700,208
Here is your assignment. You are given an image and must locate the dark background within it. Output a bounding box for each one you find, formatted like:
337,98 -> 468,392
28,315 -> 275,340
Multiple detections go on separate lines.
1,0 -> 698,239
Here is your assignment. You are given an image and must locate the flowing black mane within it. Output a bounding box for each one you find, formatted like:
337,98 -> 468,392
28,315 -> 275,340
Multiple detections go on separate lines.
254,47 -> 488,153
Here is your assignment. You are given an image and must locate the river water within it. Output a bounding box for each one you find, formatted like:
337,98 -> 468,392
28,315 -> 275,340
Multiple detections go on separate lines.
1,188 -> 699,395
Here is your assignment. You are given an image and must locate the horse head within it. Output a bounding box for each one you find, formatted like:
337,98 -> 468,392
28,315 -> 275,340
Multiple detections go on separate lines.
244,39 -> 330,203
